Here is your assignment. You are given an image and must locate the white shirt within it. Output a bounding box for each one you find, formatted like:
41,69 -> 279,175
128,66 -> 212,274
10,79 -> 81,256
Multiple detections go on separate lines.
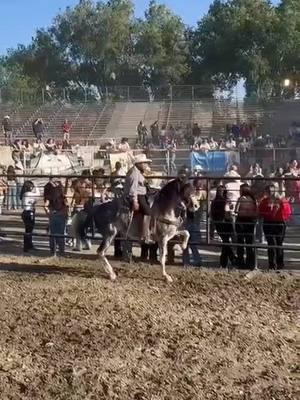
226,140 -> 236,149
23,187 -> 40,211
123,166 -> 147,199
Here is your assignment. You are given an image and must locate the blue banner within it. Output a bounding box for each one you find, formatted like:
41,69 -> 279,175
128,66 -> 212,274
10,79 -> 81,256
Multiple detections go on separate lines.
190,151 -> 239,173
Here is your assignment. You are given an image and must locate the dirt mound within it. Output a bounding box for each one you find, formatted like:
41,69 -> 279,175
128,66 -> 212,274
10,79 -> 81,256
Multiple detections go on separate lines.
0,256 -> 298,400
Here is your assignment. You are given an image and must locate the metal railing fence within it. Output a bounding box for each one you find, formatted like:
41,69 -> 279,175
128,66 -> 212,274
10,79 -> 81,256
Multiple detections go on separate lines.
0,173 -> 299,270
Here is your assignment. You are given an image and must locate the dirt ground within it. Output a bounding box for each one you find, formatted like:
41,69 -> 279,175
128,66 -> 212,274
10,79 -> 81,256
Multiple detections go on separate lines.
0,255 -> 298,400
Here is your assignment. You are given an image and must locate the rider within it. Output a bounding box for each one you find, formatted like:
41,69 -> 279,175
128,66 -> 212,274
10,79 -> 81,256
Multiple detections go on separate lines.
123,153 -> 153,242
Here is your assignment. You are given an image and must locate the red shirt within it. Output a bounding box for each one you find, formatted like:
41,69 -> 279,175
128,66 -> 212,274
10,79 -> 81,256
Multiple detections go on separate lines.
259,197 -> 291,222
62,122 -> 72,133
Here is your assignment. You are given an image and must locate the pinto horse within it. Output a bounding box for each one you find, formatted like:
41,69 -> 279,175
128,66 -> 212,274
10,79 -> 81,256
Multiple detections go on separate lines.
78,179 -> 195,282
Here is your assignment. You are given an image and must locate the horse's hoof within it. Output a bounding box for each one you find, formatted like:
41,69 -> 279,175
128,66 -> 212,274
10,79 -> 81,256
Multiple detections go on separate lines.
164,274 -> 173,283
110,273 -> 117,281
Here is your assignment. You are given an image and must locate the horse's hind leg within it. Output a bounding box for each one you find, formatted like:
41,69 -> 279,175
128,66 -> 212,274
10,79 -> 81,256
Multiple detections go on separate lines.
177,230 -> 190,250
159,237 -> 173,283
97,226 -> 118,281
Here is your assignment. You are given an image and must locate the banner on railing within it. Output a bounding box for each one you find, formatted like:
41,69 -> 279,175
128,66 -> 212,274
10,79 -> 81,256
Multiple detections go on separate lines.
190,151 -> 240,173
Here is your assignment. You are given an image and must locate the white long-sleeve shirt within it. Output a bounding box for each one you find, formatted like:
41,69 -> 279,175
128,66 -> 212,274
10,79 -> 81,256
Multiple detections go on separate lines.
23,187 -> 40,211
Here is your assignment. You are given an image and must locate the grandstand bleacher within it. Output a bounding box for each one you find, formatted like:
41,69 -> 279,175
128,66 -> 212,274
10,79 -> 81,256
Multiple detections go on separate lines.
0,92 -> 299,145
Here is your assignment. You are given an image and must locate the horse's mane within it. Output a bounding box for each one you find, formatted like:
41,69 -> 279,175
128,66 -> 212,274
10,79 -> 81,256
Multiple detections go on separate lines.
155,179 -> 186,214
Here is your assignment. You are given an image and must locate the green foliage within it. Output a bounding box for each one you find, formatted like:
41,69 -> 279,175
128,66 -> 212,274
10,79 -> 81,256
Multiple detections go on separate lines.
190,0 -> 300,97
1,0 -> 299,99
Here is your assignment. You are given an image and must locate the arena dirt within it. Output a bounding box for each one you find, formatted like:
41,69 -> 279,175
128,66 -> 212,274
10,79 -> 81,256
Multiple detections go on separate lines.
0,255 -> 298,400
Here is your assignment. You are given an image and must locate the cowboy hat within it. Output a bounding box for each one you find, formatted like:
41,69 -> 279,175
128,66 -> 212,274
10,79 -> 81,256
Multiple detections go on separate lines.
134,154 -> 152,164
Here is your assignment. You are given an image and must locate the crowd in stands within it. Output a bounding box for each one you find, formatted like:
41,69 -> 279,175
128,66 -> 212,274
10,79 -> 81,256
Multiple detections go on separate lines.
134,120 -> 299,153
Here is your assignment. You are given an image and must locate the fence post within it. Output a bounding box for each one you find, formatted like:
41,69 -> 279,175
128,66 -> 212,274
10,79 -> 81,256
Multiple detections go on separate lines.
127,86 -> 130,101
91,175 -> 95,239
192,86 -> 195,101
84,88 -> 87,104
206,177 -> 211,245
63,88 -> 66,102
42,88 -> 45,104
170,86 -> 173,102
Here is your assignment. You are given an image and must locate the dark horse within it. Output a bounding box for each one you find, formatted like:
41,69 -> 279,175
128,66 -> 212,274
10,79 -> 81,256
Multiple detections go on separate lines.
77,178 -> 195,282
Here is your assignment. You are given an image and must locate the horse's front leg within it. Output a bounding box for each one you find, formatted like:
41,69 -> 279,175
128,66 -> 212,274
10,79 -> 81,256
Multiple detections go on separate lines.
97,225 -> 118,281
159,235 -> 174,283
177,229 -> 190,250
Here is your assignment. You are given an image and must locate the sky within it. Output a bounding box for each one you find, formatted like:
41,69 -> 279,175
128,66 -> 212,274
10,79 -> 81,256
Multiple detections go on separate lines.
0,0 -> 211,55
0,0 -> 280,56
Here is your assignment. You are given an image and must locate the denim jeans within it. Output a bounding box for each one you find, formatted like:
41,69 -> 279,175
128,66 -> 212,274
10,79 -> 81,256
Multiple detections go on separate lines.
7,183 -> 17,210
16,183 -> 23,209
182,221 -> 202,266
49,211 -> 66,256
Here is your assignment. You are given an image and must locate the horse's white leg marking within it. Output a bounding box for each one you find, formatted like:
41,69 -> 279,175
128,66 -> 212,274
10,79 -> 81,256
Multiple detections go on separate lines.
159,234 -> 175,283
177,230 -> 190,250
97,225 -> 118,281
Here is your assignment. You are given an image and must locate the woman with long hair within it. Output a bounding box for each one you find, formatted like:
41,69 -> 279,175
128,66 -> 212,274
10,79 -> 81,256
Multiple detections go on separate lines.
20,180 -> 40,252
211,185 -> 236,269
235,184 -> 258,269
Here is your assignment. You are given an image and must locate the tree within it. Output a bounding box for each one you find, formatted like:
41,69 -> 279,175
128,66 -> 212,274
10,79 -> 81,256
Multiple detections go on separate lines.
190,0 -> 299,98
135,0 -> 189,88
9,0 -> 137,95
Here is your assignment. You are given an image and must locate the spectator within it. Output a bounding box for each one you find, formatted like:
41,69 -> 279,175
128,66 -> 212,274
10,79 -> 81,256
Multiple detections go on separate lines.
182,183 -> 203,267
111,161 -> 126,197
32,118 -> 44,141
239,137 -> 250,153
225,136 -> 236,150
259,185 -> 291,269
21,140 -> 33,169
235,184 -> 258,269
210,185 -> 236,269
2,115 -> 13,145
199,138 -> 211,152
224,165 -> 241,208
240,122 -> 250,139
209,137 -> 218,151
149,121 -> 158,145
33,138 -> 46,155
44,181 -> 68,257
192,123 -> 201,139
45,138 -> 57,154
6,165 -> 17,210
118,137 -> 131,153
15,160 -> 24,210
20,180 -> 40,252
0,170 -> 7,215
219,139 -> 226,150
231,123 -> 240,140
62,119 -> 72,142
166,138 -> 177,172
137,122 -> 147,146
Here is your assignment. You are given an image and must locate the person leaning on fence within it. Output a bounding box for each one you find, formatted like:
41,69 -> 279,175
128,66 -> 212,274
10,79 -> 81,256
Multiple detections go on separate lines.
210,185 -> 236,269
235,184 -> 258,270
20,180 -> 40,252
44,181 -> 68,257
258,185 -> 292,270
